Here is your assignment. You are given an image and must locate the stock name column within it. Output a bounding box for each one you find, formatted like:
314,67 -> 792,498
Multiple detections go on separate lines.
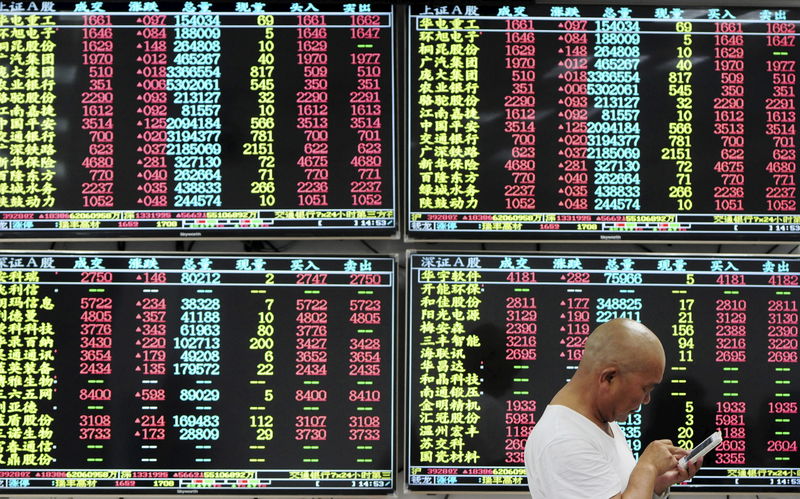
0,258 -> 57,471
0,13 -> 57,212
413,7 -> 482,218
407,254 -> 543,489
409,256 -> 485,484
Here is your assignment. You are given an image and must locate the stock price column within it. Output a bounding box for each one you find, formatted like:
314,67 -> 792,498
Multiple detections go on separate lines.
654,257 -> 800,491
0,253 -> 395,494
406,252 -> 799,493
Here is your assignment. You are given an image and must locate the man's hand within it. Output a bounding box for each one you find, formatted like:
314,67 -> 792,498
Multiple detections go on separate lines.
639,439 -> 685,477
619,440 -> 687,498
654,455 -> 702,494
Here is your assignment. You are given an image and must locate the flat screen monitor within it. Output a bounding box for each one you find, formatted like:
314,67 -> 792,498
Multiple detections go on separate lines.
406,251 -> 799,492
0,1 -> 396,239
0,252 -> 396,494
407,4 -> 800,242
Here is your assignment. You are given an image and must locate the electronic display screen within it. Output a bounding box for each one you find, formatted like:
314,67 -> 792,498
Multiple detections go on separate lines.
407,4 -> 800,241
406,252 -> 799,492
0,1 -> 396,239
0,252 -> 396,494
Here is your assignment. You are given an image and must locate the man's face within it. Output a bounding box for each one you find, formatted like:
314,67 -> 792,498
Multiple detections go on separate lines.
608,359 -> 664,422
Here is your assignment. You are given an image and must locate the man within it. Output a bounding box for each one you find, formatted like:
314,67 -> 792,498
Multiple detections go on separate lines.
524,318 -> 701,498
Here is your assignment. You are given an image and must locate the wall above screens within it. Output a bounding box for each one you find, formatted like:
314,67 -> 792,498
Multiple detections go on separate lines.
0,2 -> 396,240
405,251 -> 799,493
406,4 -> 800,242
0,252 -> 396,494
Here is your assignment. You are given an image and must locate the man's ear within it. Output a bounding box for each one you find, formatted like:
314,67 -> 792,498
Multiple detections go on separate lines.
599,367 -> 618,386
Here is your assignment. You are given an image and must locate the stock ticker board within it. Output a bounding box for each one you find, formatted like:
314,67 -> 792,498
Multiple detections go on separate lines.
407,4 -> 800,241
0,253 -> 396,493
0,2 -> 396,239
406,252 -> 799,492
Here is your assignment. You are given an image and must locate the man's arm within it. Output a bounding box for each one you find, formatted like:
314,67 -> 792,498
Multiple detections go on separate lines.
534,438 -> 627,498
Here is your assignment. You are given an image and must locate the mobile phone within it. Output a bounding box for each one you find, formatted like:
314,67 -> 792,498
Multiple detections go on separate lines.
678,430 -> 722,469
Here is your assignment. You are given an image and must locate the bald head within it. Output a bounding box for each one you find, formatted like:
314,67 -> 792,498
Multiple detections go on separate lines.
578,318 -> 665,375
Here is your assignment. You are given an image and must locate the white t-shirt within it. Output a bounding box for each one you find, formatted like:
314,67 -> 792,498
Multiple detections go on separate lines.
524,404 -> 636,499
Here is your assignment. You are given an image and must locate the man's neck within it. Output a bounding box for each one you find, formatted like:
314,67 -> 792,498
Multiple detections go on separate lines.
551,382 -> 612,436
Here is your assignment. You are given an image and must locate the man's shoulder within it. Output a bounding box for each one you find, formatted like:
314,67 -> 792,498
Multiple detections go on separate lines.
530,406 -> 607,451
534,405 -> 592,434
